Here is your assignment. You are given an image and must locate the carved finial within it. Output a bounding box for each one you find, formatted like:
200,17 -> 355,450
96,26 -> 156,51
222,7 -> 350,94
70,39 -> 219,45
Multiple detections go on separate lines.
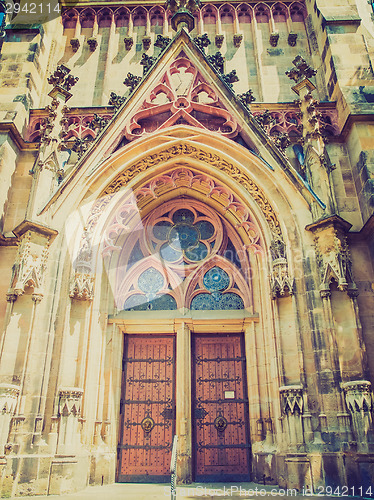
222,70 -> 239,89
108,92 -> 126,109
285,55 -> 316,84
254,110 -> 276,130
165,0 -> 201,32
207,52 -> 224,73
271,132 -> 291,152
89,114 -> 109,134
48,65 -> 79,94
154,34 -> 171,51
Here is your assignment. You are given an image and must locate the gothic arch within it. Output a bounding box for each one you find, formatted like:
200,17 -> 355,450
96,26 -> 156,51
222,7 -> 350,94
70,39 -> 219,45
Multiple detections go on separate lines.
63,127 -> 314,295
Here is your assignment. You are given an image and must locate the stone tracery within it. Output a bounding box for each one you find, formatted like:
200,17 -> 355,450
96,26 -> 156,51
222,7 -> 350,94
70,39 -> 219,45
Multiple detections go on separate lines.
105,198 -> 252,310
123,56 -> 240,140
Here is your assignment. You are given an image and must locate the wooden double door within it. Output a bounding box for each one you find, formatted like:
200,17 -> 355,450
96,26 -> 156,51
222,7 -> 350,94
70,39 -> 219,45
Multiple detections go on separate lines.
118,333 -> 250,482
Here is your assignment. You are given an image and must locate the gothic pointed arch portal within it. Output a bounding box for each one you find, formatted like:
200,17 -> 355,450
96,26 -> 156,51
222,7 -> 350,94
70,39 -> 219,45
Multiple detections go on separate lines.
79,155 -> 281,482
68,131 -> 301,484
99,175 -> 260,482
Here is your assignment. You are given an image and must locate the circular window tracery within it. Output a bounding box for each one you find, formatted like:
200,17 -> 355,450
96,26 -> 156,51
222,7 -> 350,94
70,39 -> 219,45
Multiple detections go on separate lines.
147,205 -> 220,267
115,198 -> 252,311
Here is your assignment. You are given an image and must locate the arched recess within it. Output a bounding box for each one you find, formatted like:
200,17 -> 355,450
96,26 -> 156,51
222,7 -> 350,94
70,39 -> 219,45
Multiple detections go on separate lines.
59,127 -> 312,484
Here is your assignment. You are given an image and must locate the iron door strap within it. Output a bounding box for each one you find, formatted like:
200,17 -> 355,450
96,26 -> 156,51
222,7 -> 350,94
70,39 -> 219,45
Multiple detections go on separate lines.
197,443 -> 251,450
195,355 -> 246,365
123,355 -> 173,365
118,443 -> 172,450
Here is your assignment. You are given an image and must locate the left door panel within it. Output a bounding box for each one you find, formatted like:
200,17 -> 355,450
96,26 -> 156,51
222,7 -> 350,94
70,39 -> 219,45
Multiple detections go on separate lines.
118,335 -> 176,482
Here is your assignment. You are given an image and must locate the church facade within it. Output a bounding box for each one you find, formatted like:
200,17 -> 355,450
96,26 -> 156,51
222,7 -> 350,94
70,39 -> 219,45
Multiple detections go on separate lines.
0,0 -> 374,496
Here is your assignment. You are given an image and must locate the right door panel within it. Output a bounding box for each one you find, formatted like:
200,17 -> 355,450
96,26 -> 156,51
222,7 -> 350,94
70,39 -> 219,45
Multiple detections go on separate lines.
192,333 -> 251,482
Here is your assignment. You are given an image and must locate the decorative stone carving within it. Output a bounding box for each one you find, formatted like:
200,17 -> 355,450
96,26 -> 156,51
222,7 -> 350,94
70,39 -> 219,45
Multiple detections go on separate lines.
123,72 -> 142,92
47,64 -> 79,93
215,34 -> 224,48
40,98 -> 59,144
58,388 -> 83,417
124,36 -> 134,50
341,380 -> 373,449
0,384 -> 20,454
233,34 -> 243,48
193,33 -> 211,52
140,53 -> 157,76
280,386 -> 303,414
75,229 -> 93,273
288,32 -> 297,47
57,388 -> 83,454
103,167 -> 262,257
286,55 -> 316,84
70,38 -> 80,52
166,0 -> 201,14
280,385 -> 304,448
154,34 -> 171,51
270,236 -> 294,298
87,37 -> 98,52
166,0 -> 201,32
108,92 -> 126,109
222,70 -> 239,88
11,231 -> 50,296
122,56 -> 240,141
36,64 -> 79,187
142,36 -> 151,51
69,273 -> 95,301
207,51 -> 224,73
101,144 -> 282,238
254,109 -> 276,130
27,102 -> 338,144
271,258 -> 294,298
309,218 -> 357,294
271,131 -> 291,152
71,136 -> 93,159
238,90 -> 256,109
89,113 -> 109,134
270,32 -> 279,47
0,385 -> 19,415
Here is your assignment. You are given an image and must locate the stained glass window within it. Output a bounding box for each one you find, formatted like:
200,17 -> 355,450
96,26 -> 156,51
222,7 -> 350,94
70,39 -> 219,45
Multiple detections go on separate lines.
116,199 -> 250,311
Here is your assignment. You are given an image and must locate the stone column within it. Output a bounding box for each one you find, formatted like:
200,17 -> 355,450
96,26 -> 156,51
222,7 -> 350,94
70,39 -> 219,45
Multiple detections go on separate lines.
244,322 -> 263,443
176,322 -> 192,483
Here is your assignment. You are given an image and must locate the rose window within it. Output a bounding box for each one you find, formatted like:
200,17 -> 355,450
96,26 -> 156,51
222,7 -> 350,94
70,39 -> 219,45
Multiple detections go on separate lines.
150,208 -> 217,265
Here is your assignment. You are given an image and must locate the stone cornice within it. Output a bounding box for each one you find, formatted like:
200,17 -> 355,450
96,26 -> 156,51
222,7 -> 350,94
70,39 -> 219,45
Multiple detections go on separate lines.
305,214 -> 352,234
12,220 -> 59,240
0,122 -> 38,151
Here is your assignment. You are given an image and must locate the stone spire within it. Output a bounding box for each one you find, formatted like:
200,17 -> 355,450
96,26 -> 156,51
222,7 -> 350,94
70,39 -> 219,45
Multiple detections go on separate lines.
27,65 -> 78,220
286,55 -> 337,219
165,0 -> 201,32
